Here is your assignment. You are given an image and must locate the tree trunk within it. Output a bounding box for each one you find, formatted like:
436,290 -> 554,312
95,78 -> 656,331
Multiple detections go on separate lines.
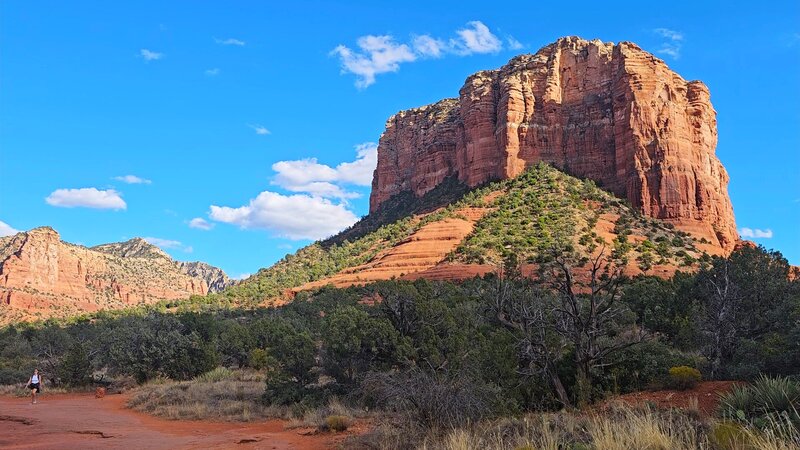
549,368 -> 572,409
575,359 -> 592,408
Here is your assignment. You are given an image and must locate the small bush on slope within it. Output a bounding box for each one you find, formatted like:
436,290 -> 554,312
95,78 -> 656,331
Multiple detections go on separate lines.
667,366 -> 703,391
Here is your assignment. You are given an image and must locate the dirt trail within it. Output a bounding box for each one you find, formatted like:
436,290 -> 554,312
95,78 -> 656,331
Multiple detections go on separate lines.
0,394 -> 348,449
605,381 -> 738,416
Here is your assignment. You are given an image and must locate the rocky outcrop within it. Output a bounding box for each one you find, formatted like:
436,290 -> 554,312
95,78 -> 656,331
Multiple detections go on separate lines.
91,238 -> 233,293
91,237 -> 171,259
370,36 -> 737,250
0,228 -> 230,323
178,261 -> 234,292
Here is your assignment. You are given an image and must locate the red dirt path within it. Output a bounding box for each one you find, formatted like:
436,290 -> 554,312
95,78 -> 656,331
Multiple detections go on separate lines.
607,381 -> 739,416
0,393 -> 353,449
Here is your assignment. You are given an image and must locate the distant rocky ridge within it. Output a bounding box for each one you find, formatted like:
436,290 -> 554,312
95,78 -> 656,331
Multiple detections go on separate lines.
370,36 -> 737,251
177,261 -> 233,293
91,237 -> 171,259
91,238 -> 233,291
0,227 -> 231,323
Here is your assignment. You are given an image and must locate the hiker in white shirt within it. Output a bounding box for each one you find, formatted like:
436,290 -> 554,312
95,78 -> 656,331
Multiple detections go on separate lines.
25,368 -> 43,404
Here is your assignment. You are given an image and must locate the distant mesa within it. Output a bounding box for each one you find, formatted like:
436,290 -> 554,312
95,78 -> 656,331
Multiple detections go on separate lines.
370,36 -> 737,251
0,227 -> 232,324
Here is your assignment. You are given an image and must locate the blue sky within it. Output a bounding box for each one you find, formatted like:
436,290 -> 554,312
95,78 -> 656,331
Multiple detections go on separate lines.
1,1 -> 798,278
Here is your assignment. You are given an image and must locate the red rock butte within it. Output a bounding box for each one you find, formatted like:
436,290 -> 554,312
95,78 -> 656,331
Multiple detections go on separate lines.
370,36 -> 737,251
0,226 -> 231,323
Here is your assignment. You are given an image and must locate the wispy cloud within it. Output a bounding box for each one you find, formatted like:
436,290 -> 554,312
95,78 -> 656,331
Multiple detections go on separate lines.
143,237 -> 193,252
114,175 -> 151,184
506,36 -> 524,50
0,220 -> 20,237
412,35 -> 446,58
332,21 -> 508,88
140,49 -> 163,61
785,32 -> 800,48
652,28 -> 683,59
215,37 -> 245,46
653,28 -> 684,41
248,124 -> 271,135
450,21 -> 503,55
46,188 -> 126,210
331,36 -> 416,88
739,227 -> 773,239
189,217 -> 214,230
205,68 -> 220,76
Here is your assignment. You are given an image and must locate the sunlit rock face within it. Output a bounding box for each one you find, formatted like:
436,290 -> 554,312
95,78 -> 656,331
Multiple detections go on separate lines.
370,36 -> 737,250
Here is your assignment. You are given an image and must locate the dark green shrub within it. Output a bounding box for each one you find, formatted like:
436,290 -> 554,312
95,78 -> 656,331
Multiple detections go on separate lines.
58,342 -> 92,386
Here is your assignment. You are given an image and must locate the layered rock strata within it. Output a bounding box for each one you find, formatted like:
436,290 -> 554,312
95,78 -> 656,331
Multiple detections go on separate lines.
0,227 -> 229,322
370,36 -> 737,249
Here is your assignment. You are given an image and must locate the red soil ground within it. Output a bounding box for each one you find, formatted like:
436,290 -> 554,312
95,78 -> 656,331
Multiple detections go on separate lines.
0,393 -> 359,449
606,381 -> 739,416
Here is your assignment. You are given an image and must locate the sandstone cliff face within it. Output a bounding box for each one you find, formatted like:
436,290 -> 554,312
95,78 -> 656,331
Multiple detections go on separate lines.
370,37 -> 737,250
0,228 -> 229,323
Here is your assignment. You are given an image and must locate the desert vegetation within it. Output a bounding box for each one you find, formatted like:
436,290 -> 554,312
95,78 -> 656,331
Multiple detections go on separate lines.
180,165 -> 708,310
0,241 -> 798,447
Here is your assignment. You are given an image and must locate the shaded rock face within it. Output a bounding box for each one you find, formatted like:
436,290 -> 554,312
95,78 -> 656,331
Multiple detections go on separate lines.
370,37 -> 737,250
0,228 -> 230,323
178,261 -> 234,293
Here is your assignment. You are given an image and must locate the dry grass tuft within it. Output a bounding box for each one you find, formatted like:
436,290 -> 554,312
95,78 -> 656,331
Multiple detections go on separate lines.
349,404 -> 762,450
126,368 -> 281,422
285,396 -> 364,430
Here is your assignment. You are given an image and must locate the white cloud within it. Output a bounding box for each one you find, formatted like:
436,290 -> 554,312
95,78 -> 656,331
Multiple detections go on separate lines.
331,36 -> 417,88
205,68 -> 220,76
140,49 -> 163,61
451,21 -> 503,55
0,220 -> 20,237
248,124 -> 271,135
739,227 -> 773,239
189,217 -> 214,230
46,188 -> 126,210
114,175 -> 151,184
653,28 -> 683,59
143,237 -> 193,252
209,142 -> 377,239
335,142 -> 378,185
333,21 -> 506,88
234,273 -> 251,280
507,36 -> 524,50
413,35 -> 446,58
657,45 -> 681,59
653,28 -> 684,41
210,192 -> 358,240
215,37 -> 245,46
271,142 -> 377,199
